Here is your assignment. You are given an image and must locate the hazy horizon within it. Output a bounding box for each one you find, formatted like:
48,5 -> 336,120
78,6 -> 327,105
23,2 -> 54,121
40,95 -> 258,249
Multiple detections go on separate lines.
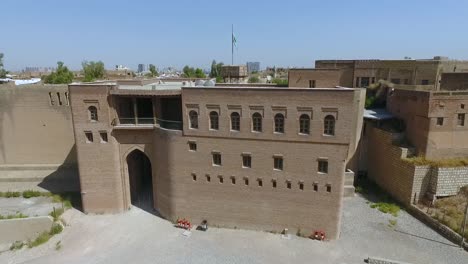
2,0 -> 468,71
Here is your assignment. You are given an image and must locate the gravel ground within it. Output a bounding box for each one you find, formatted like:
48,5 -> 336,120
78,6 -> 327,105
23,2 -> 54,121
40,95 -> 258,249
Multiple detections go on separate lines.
0,197 -> 62,217
0,195 -> 467,264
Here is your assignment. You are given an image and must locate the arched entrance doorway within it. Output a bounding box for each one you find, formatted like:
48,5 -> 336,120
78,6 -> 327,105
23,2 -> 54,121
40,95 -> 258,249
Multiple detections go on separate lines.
126,149 -> 154,213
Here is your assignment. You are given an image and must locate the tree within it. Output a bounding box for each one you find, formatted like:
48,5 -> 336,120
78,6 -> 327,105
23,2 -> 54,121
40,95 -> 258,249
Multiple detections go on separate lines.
209,60 -> 224,78
181,66 -> 205,78
248,76 -> 260,83
148,64 -> 158,77
0,53 -> 8,78
82,61 -> 105,82
43,61 -> 74,84
195,68 -> 206,78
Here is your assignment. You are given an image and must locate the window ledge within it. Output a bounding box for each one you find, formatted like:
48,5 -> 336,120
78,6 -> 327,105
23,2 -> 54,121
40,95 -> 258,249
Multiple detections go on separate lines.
318,172 -> 328,175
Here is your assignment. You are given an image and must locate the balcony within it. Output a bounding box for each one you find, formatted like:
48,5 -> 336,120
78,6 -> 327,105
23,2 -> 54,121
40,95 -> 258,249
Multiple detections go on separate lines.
112,117 -> 182,130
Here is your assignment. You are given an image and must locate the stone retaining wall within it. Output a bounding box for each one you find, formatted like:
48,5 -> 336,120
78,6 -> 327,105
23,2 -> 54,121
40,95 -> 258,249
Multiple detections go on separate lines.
431,167 -> 468,197
406,205 -> 468,251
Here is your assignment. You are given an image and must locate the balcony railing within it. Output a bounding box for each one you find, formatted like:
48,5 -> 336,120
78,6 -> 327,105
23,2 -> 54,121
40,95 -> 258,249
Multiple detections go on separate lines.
112,117 -> 182,130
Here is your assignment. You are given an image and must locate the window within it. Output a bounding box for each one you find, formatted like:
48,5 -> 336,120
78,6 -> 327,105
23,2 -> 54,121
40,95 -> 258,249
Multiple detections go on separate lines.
355,77 -> 360,87
189,111 -> 198,129
286,181 -> 291,189
371,77 -> 376,84
274,156 -> 283,170
299,114 -> 310,134
252,112 -> 262,132
274,113 -> 285,133
100,132 -> 108,143
272,179 -> 277,188
403,79 -> 409,85
209,111 -> 219,130
48,92 -> 55,106
436,117 -> 444,126
242,155 -> 251,168
85,131 -> 93,143
461,104 -> 465,109
313,183 -> 318,192
421,80 -> 429,85
88,106 -> 98,121
218,176 -> 223,184
231,176 -> 236,185
192,173 -> 197,181
206,174 -> 211,182
458,113 -> 465,126
230,112 -> 240,131
324,115 -> 335,135
57,92 -> 62,105
189,141 -> 197,151
309,80 -> 316,88
326,184 -> 332,193
212,153 -> 222,166
258,178 -> 263,187
244,177 -> 249,185
299,182 -> 304,191
360,77 -> 370,87
318,160 -> 328,173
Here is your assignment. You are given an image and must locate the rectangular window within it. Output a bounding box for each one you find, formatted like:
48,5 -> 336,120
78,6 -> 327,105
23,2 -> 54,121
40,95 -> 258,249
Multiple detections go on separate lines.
313,183 -> 318,192
85,131 -> 93,143
189,141 -> 197,151
48,92 -> 55,106
218,175 -> 223,184
242,155 -> 251,168
258,179 -> 263,187
212,153 -> 222,166
461,104 -> 465,109
57,92 -> 62,106
231,177 -> 236,185
326,184 -> 331,193
318,160 -> 328,173
272,179 -> 277,188
360,77 -> 370,87
309,80 -> 316,88
274,156 -> 283,170
244,177 -> 249,186
299,182 -> 304,191
421,79 -> 429,85
192,173 -> 197,181
286,181 -> 291,189
371,77 -> 376,84
458,113 -> 465,126
436,117 -> 444,126
100,132 -> 108,143
206,174 -> 211,182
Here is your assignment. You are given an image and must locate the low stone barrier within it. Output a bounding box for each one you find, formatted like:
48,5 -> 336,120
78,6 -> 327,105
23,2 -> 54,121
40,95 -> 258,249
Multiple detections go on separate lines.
406,205 -> 468,250
0,216 -> 54,244
367,256 -> 412,264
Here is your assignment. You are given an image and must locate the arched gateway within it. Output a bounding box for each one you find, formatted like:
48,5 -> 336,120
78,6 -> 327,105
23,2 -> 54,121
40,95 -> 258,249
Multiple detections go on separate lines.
126,149 -> 154,213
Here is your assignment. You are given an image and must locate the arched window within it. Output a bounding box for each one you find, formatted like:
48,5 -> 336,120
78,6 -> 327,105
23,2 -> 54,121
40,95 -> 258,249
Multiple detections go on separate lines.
274,113 -> 285,133
88,106 -> 98,121
189,111 -> 198,129
324,115 -> 335,135
252,112 -> 262,132
209,111 -> 219,130
299,114 -> 310,134
230,112 -> 240,131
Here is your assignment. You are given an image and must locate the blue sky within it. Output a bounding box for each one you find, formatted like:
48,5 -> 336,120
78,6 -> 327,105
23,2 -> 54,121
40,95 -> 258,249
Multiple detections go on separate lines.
2,0 -> 468,71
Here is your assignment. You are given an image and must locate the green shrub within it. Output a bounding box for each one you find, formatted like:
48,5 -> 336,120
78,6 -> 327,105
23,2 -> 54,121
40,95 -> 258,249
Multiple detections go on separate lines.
2,191 -> 21,198
370,202 -> 400,217
22,190 -> 42,198
49,207 -> 65,221
49,223 -> 63,235
248,76 -> 260,83
0,212 -> 28,220
10,241 -> 24,251
28,232 -> 51,248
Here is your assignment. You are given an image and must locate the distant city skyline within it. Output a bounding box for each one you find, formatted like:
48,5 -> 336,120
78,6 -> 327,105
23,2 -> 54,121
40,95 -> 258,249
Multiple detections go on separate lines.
2,0 -> 468,71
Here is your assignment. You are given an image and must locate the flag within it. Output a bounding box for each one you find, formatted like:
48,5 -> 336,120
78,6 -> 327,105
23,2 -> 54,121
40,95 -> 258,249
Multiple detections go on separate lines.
232,33 -> 237,48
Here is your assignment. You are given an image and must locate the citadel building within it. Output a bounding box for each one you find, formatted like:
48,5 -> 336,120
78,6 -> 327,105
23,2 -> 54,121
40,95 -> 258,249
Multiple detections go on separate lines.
68,79 -> 365,239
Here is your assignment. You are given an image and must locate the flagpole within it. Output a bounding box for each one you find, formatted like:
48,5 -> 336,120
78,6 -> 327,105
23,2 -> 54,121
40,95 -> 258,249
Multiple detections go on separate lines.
231,24 -> 234,65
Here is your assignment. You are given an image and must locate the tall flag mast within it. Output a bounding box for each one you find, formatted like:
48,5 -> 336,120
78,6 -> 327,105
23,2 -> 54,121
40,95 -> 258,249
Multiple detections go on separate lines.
232,24 -> 237,65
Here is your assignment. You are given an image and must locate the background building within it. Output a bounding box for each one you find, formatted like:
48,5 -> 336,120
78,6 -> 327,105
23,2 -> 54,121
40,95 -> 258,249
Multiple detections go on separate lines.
247,62 -> 260,73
